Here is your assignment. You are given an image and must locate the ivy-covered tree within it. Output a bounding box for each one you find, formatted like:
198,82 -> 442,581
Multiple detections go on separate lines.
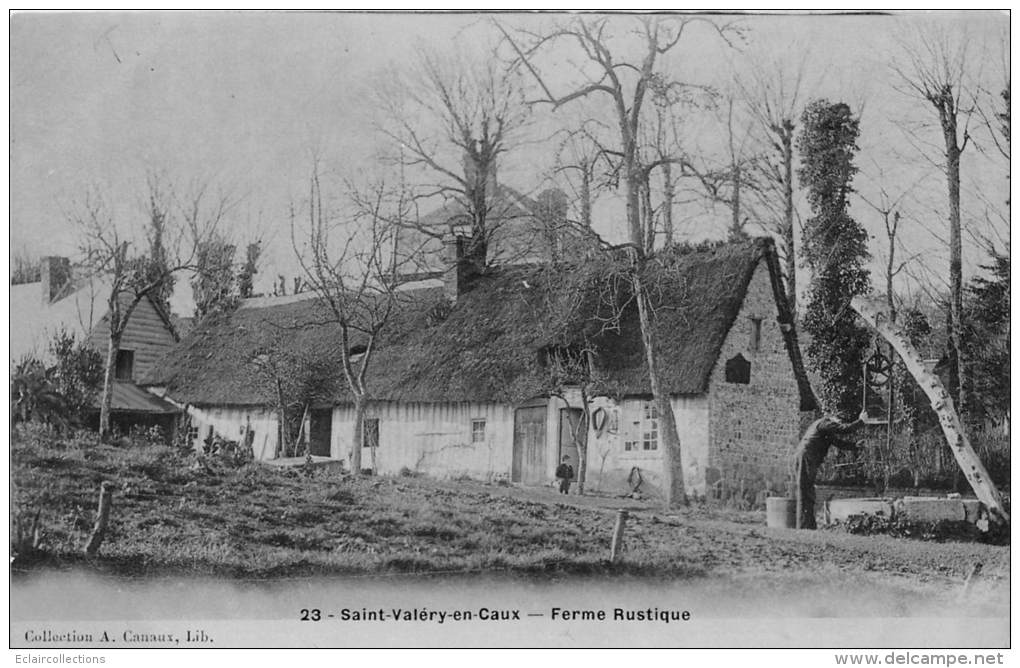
144,190 -> 175,316
797,99 -> 871,417
192,234 -> 237,318
237,241 -> 262,299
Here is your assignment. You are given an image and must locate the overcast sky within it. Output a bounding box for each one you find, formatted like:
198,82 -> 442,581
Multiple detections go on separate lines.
10,11 -> 1009,314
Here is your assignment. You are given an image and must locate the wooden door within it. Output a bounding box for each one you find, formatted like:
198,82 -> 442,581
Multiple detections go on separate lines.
558,408 -> 586,482
512,406 -> 547,484
309,409 -> 332,457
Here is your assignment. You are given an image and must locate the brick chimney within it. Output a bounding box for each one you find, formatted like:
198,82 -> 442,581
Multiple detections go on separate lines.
40,256 -> 71,304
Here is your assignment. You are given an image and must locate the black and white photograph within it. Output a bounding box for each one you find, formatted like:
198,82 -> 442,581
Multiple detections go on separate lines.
7,9 -> 1012,658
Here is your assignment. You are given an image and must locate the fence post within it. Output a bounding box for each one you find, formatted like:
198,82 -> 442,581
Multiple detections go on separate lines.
610,509 -> 628,563
84,481 -> 115,559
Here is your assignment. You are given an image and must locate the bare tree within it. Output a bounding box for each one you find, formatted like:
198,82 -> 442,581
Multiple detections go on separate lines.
294,162 -> 417,475
501,15 -> 741,508
75,176 -> 223,439
892,24 -> 978,421
375,44 -> 530,270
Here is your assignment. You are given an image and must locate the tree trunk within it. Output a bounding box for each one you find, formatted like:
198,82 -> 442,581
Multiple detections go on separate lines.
275,377 -> 289,458
634,270 -> 686,508
627,159 -> 685,509
662,162 -> 674,245
98,330 -> 122,440
945,134 -> 966,424
781,127 -> 796,312
350,395 -> 366,475
730,163 -> 742,240
575,387 -> 592,496
641,182 -> 655,251
580,170 -> 592,229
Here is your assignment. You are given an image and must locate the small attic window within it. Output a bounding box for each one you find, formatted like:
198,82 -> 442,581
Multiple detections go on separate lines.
749,317 -> 762,353
724,354 -> 751,385
349,344 -> 368,362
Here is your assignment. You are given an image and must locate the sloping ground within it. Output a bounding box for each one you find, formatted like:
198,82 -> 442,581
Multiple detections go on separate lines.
11,428 -> 1009,587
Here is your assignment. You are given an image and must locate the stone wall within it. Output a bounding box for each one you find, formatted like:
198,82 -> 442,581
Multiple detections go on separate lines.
707,260 -> 803,502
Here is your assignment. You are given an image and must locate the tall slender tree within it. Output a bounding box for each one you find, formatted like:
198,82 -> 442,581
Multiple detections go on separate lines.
737,54 -> 811,312
294,163 -> 416,475
501,15 -> 740,507
893,26 -> 977,421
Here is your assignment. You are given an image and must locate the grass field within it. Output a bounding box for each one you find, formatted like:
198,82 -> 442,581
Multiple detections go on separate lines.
10,425 -> 1010,591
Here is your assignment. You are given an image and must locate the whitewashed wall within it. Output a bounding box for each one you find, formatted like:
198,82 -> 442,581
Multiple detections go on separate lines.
153,388 -> 711,499
331,401 -> 517,481
582,395 -> 709,497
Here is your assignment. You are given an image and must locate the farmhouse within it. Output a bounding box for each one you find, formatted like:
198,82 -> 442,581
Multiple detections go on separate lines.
142,237 -> 816,499
10,256 -> 180,432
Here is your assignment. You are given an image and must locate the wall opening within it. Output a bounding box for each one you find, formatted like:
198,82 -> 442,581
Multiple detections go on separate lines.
724,354 -> 751,384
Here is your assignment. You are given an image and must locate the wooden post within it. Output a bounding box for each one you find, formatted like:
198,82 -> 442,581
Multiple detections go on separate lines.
961,562 -> 983,598
84,481 -> 115,558
610,510 -> 628,563
851,297 -> 1009,525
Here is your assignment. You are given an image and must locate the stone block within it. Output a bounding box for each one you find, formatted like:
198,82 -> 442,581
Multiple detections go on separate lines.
896,496 -> 967,523
828,497 -> 895,522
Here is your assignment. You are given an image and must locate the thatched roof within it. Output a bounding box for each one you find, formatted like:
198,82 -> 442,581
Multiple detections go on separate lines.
142,237 -> 816,410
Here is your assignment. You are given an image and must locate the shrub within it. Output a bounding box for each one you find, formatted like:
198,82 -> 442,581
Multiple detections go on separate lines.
48,329 -> 103,424
128,424 -> 169,448
10,357 -> 67,428
201,433 -> 254,469
834,514 -> 995,543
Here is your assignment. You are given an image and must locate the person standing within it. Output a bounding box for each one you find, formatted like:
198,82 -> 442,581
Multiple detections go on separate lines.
794,415 -> 863,529
555,456 -> 575,495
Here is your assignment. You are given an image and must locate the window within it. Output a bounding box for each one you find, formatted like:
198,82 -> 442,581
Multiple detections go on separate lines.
362,418 -> 380,449
471,419 -> 486,443
114,349 -> 134,380
641,401 -> 659,450
749,317 -> 763,353
725,354 -> 751,384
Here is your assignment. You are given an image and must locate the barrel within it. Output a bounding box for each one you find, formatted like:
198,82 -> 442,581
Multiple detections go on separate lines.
766,496 -> 797,529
